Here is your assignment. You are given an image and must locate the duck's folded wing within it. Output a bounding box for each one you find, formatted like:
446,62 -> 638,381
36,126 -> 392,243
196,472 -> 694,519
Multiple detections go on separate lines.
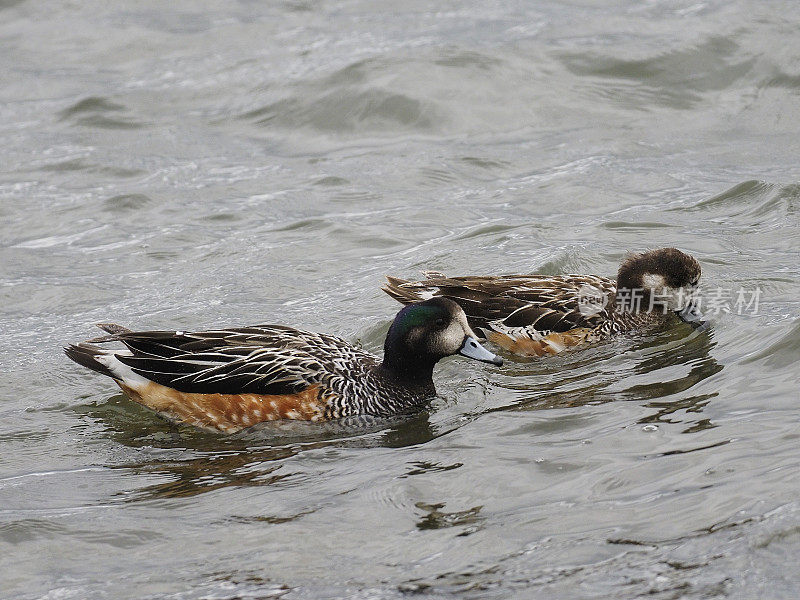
492,277 -> 611,332
385,274 -> 613,332
384,275 -> 540,327
104,326 -> 354,395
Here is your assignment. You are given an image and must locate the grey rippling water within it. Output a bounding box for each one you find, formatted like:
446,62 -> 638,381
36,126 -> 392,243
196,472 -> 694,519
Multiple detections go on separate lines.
1,1 -> 799,599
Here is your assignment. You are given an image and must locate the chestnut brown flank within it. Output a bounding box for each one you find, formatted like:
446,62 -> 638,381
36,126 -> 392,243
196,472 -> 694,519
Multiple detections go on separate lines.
118,381 -> 327,433
486,328 -> 591,357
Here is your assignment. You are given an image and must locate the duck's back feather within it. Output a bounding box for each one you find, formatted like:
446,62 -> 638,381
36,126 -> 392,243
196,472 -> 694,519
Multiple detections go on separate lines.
80,325 -> 376,396
383,273 -> 616,333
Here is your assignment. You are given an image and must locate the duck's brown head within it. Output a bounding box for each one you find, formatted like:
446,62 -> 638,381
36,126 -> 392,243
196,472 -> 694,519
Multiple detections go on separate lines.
616,248 -> 703,324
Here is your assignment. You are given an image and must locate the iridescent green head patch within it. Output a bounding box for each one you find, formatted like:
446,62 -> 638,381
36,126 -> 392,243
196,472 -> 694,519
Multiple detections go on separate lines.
392,303 -> 447,338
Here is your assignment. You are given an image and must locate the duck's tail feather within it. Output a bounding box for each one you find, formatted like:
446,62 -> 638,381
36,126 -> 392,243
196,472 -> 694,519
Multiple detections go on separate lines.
64,343 -> 119,379
81,322 -> 133,343
382,276 -> 423,305
96,323 -> 132,335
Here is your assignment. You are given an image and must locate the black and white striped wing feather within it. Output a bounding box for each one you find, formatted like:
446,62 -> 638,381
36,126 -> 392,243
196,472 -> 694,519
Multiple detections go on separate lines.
106,325 -> 375,395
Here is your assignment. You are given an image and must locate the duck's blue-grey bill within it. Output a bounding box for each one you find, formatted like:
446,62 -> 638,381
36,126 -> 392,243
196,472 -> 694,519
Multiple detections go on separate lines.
459,336 -> 503,366
675,301 -> 706,330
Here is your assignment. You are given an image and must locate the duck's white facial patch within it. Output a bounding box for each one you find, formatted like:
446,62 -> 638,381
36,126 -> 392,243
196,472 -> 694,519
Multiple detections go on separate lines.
455,309 -> 478,339
641,273 -> 666,290
433,321 -> 467,355
641,273 -> 687,311
431,309 -> 478,355
639,273 -> 693,311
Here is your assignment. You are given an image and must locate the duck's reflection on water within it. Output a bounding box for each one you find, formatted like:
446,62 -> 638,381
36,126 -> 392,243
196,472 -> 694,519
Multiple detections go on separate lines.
80,396 -> 439,501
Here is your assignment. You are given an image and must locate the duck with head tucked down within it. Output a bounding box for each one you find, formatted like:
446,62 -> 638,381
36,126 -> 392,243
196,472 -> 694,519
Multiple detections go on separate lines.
383,248 -> 705,357
65,298 -> 502,433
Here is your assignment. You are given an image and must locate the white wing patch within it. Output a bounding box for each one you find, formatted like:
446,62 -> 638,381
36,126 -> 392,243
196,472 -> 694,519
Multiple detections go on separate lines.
417,288 -> 439,300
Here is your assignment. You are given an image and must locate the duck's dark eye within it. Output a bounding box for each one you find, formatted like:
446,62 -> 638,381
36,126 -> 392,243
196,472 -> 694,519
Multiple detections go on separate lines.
434,318 -> 446,327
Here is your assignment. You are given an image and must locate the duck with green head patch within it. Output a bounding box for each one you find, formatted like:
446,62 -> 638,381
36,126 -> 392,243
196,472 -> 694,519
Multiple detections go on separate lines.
65,298 -> 502,433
